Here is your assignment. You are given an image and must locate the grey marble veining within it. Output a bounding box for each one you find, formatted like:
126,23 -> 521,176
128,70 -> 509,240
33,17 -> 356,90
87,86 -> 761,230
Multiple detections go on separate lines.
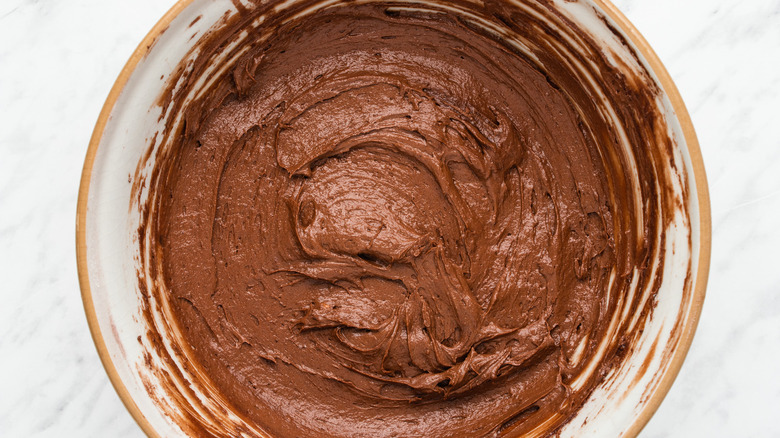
0,0 -> 778,436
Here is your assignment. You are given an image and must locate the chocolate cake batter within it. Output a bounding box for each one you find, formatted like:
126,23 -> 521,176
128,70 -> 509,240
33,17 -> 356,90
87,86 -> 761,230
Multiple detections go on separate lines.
139,1 -> 674,436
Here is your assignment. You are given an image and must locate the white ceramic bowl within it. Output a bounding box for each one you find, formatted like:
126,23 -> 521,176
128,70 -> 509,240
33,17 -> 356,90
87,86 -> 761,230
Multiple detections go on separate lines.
77,0 -> 711,436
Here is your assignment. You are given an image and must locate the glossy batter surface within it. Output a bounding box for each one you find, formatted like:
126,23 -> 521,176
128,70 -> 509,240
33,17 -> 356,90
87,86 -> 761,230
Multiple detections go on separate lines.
144,1 -> 666,436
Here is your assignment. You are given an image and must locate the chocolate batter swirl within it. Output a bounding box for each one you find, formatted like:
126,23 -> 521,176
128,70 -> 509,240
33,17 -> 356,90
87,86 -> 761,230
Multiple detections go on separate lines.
140,1 -> 673,436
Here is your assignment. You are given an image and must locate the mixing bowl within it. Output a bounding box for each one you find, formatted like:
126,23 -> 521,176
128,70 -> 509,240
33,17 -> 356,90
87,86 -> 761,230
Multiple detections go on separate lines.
77,0 -> 710,436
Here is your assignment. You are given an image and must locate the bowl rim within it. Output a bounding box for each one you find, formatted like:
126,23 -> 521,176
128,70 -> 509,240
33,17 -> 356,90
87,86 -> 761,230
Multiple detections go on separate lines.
76,1 -> 711,436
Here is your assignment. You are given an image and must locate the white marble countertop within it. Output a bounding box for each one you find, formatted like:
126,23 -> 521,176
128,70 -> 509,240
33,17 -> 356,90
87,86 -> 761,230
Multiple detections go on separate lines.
1,0 -> 778,436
